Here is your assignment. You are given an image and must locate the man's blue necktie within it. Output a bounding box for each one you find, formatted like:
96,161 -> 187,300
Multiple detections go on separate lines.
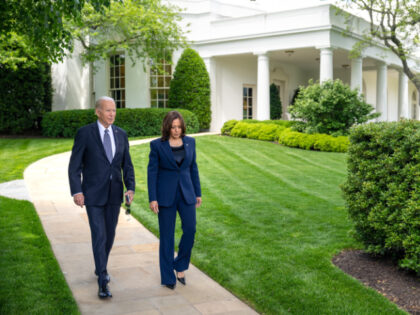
104,129 -> 113,163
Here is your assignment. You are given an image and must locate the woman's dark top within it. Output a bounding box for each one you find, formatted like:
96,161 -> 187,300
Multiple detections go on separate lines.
171,144 -> 185,166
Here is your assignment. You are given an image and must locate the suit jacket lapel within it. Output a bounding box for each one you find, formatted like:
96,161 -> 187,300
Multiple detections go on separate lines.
111,125 -> 120,163
91,123 -> 109,161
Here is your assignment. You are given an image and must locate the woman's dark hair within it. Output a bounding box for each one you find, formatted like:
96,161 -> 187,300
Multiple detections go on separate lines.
161,111 -> 186,141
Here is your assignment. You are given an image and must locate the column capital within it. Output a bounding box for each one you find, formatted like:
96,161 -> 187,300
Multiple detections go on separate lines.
253,51 -> 269,56
315,45 -> 337,51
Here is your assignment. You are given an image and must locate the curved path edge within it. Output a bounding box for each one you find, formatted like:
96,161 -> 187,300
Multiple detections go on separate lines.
24,132 -> 258,315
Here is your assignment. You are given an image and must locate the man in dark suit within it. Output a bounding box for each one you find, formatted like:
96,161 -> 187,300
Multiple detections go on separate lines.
68,96 -> 135,298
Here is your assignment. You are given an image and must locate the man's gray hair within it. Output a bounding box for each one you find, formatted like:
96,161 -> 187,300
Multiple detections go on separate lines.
95,96 -> 115,109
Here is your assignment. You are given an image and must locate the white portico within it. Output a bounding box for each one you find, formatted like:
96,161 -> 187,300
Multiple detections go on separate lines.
51,0 -> 420,132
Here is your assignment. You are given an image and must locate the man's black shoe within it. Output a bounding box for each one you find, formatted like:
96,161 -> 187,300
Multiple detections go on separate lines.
98,284 -> 112,299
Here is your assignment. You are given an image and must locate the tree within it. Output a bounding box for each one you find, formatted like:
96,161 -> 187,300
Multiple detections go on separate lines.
289,79 -> 378,136
0,0 -> 112,65
168,48 -> 211,130
270,83 -> 282,119
65,0 -> 187,67
339,0 -> 420,111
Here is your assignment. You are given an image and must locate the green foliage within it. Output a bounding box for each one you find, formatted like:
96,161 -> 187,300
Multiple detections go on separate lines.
168,48 -> 211,130
66,0 -> 187,67
0,0 -> 111,65
230,122 -> 285,142
289,79 -> 378,136
278,128 -> 349,153
130,136 -> 404,314
342,120 -> 420,273
270,83 -> 282,119
41,108 -> 199,137
0,62 -> 52,134
221,120 -> 348,152
220,120 -> 239,135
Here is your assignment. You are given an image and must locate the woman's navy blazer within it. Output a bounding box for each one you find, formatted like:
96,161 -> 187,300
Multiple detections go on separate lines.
147,136 -> 201,207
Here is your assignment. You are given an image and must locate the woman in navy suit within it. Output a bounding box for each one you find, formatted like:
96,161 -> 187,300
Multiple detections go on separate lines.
148,111 -> 202,289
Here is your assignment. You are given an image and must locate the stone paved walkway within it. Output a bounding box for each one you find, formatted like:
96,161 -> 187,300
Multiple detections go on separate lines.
23,133 -> 258,315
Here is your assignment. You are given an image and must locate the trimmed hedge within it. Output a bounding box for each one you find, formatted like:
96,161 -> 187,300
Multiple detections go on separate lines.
221,120 -> 348,153
42,108 -> 199,138
278,129 -> 349,153
342,120 -> 420,273
0,62 -> 52,134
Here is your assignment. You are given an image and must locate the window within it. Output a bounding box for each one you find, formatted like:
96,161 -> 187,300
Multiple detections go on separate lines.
150,57 -> 172,108
243,86 -> 254,119
109,54 -> 125,108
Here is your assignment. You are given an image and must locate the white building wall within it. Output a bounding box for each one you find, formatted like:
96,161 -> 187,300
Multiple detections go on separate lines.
213,55 -> 257,131
125,61 -> 149,108
93,59 -> 107,102
52,42 -> 91,110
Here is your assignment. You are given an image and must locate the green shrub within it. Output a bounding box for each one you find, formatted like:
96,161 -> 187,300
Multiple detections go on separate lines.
289,79 -> 378,136
278,128 -> 348,152
0,62 -> 52,134
221,120 -> 239,135
270,83 -> 282,119
168,48 -> 211,130
342,120 -> 420,273
42,108 -> 199,138
230,122 -> 284,142
243,119 -> 296,128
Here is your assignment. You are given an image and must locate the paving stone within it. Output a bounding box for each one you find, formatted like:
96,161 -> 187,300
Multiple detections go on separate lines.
23,134 -> 258,315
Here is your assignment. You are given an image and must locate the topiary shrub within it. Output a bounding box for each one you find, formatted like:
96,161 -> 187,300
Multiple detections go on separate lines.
168,48 -> 211,130
0,62 -> 52,134
221,120 -> 239,135
289,79 -> 378,136
342,120 -> 420,273
270,83 -> 282,120
42,108 -> 199,138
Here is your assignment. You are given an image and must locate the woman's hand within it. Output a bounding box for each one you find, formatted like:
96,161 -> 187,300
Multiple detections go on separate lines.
196,197 -> 202,208
149,201 -> 159,214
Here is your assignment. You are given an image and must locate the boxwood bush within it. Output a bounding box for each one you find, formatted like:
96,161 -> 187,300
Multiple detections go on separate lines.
221,120 -> 348,152
42,108 -> 199,138
342,120 -> 420,273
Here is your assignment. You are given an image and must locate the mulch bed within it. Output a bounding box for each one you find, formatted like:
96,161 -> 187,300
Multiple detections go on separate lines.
332,250 -> 420,314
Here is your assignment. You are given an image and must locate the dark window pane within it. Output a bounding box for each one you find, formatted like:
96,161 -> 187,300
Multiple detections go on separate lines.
150,89 -> 157,99
110,67 -> 115,77
115,78 -> 120,89
115,66 -> 120,77
164,77 -> 171,87
158,77 -> 164,87
243,87 -> 247,97
122,90 -> 125,100
151,100 -> 157,108
110,78 -> 114,89
249,97 -> 252,106
121,100 -> 125,108
151,77 -> 157,87
165,65 -> 172,75
248,88 -> 252,97
249,108 -> 252,117
121,77 -> 125,88
158,100 -> 165,108
120,65 -> 125,77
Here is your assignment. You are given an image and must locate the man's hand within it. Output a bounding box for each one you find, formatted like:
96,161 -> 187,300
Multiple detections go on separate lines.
149,201 -> 159,214
196,197 -> 202,208
125,190 -> 134,205
73,193 -> 85,207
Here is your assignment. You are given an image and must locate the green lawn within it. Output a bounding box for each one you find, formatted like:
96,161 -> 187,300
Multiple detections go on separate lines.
130,135 -> 405,315
0,138 -> 79,314
0,138 -> 73,181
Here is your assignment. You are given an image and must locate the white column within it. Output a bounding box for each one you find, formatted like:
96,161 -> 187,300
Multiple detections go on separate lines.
351,57 -> 363,94
319,47 -> 334,83
203,57 -> 218,131
255,52 -> 270,120
398,70 -> 409,119
376,62 -> 388,121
